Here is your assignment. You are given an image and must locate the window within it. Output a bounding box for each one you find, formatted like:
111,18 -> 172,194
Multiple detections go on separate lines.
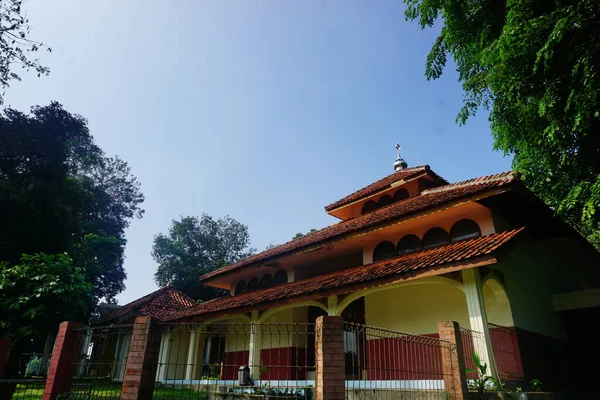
274,270 -> 288,285
422,227 -> 450,249
450,219 -> 481,242
377,195 -> 393,208
234,280 -> 246,295
247,277 -> 259,292
393,188 -> 409,202
373,241 -> 397,261
397,234 -> 422,255
260,274 -> 273,288
361,200 -> 377,214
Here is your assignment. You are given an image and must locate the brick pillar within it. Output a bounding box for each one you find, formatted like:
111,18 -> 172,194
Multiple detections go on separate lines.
43,321 -> 84,400
121,316 -> 161,400
438,321 -> 468,400
315,316 -> 345,400
0,338 -> 10,378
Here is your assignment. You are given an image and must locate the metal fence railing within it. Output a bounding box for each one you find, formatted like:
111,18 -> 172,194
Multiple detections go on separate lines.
460,327 -> 487,381
343,322 -> 453,400
153,322 -> 315,400
64,324 -> 134,399
488,323 -> 523,380
0,352 -> 50,399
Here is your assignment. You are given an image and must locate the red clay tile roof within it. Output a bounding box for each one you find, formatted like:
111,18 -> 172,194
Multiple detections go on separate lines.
169,228 -> 523,321
96,287 -> 195,324
200,171 -> 516,282
324,165 -> 447,212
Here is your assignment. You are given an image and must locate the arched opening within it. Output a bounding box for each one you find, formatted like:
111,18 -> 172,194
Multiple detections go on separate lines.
393,188 -> 409,202
373,241 -> 397,262
361,200 -> 377,214
377,195 -> 393,208
482,279 -> 514,326
422,227 -> 450,249
450,219 -> 482,242
397,234 -> 422,255
273,270 -> 288,285
260,274 -> 273,288
247,277 -> 259,292
234,280 -> 246,295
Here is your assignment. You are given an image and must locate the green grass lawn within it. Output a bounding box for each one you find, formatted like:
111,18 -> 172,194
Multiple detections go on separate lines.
11,382 -> 208,400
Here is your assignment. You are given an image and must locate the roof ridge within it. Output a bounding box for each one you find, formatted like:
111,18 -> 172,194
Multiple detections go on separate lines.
422,171 -> 515,195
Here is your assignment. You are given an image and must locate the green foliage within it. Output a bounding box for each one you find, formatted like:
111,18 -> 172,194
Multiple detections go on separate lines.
153,214 -> 255,300
0,0 -> 51,105
405,0 -> 600,248
530,379 -> 542,392
466,350 -> 503,398
0,253 -> 93,340
293,228 -> 317,239
0,102 -> 144,303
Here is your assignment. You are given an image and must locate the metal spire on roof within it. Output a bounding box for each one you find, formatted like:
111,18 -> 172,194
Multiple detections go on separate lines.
393,143 -> 408,171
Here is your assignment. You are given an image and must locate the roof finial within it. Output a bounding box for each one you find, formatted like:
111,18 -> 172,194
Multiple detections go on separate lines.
393,143 -> 408,171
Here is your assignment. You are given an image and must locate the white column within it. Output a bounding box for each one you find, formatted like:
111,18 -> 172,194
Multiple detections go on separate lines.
185,330 -> 201,381
327,295 -> 339,316
462,268 -> 498,378
76,329 -> 92,377
156,331 -> 172,382
248,310 -> 262,380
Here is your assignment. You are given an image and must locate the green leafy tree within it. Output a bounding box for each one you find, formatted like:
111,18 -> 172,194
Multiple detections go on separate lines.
0,253 -> 91,393
0,102 -> 144,302
0,0 -> 51,104
153,215 -> 255,300
405,0 -> 600,248
0,253 -> 93,341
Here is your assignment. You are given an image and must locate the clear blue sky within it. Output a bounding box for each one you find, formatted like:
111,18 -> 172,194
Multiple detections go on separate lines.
5,0 -> 512,304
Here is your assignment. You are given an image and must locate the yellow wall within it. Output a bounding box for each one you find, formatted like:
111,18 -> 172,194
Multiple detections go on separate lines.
482,279 -> 514,326
495,240 -> 567,340
259,306 -> 310,348
364,283 -> 470,334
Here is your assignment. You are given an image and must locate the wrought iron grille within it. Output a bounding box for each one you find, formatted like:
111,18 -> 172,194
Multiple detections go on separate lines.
343,322 -> 453,399
152,322 -> 315,400
488,323 -> 523,380
64,324 -> 134,399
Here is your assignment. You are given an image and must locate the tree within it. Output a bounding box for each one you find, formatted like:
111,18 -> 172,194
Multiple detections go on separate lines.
404,0 -> 600,248
0,253 -> 93,342
0,102 -> 144,302
153,215 -> 255,300
293,228 -> 317,239
0,0 -> 51,104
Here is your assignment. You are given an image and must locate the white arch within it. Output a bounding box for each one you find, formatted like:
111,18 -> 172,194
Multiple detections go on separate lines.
257,300 -> 328,323
335,276 -> 463,315
482,277 -> 515,326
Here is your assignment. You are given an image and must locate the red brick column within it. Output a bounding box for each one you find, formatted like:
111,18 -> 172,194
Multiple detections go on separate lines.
438,321 -> 468,400
0,338 -> 10,378
315,316 -> 345,400
121,316 -> 161,400
43,321 -> 84,400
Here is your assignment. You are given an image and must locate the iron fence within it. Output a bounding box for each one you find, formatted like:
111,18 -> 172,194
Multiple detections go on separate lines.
488,323 -> 523,381
0,352 -> 50,399
459,327 -> 486,381
343,322 -> 453,400
62,324 -> 134,399
153,322 -> 316,400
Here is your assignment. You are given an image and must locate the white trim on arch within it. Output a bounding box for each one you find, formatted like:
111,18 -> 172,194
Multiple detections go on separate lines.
335,275 -> 464,315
